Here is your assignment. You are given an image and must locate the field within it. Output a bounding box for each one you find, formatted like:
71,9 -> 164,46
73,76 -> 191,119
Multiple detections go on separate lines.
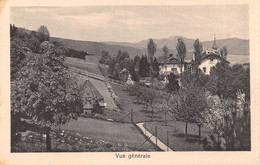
144,121 -> 210,151
55,117 -> 158,151
64,57 -> 102,75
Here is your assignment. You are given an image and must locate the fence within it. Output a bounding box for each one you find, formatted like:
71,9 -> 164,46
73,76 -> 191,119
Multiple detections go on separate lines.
115,109 -> 174,151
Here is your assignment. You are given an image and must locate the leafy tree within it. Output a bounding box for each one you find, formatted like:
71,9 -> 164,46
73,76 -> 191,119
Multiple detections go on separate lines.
11,41 -> 83,151
176,38 -> 186,78
162,45 -> 169,60
99,50 -> 111,64
220,46 -> 228,59
207,62 -> 250,100
139,85 -> 156,114
139,55 -> 150,77
10,24 -> 18,38
177,82 -> 208,138
193,39 -> 203,62
10,38 -> 26,81
203,91 -> 250,150
147,39 -> 157,64
165,73 -> 180,92
152,57 -> 160,77
37,25 -> 50,42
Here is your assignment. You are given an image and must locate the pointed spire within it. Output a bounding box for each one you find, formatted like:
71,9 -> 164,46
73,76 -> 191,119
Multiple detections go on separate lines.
212,34 -> 218,50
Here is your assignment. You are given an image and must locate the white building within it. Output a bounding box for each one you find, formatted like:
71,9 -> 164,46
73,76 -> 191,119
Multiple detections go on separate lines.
198,53 -> 229,75
159,55 -> 189,76
198,35 -> 229,75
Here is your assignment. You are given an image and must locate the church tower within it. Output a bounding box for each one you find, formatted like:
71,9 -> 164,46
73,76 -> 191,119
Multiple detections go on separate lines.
212,34 -> 218,50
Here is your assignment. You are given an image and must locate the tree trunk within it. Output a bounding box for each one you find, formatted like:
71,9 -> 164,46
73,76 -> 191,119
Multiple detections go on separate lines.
46,127 -> 51,152
198,125 -> 201,142
185,122 -> 188,136
165,112 -> 167,125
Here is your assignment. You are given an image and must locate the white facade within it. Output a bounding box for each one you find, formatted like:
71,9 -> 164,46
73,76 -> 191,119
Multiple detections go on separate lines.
198,58 -> 221,75
159,64 -> 184,75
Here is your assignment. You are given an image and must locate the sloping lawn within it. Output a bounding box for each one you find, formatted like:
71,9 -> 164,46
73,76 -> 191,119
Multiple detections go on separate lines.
55,117 -> 158,151
64,57 -> 102,75
144,121 -> 210,151
13,129 -> 150,152
111,84 -> 169,123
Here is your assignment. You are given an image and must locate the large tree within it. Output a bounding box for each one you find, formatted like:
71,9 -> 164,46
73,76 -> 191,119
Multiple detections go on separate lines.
176,38 -> 187,78
207,62 -> 250,100
37,25 -> 50,42
162,45 -> 169,60
11,41 -> 83,151
139,55 -> 150,77
220,46 -> 228,59
165,73 -> 180,93
147,39 -> 157,64
152,57 -> 160,77
193,39 -> 203,62
203,91 -> 250,151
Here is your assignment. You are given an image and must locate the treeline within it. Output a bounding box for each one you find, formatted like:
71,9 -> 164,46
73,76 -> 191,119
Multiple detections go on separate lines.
99,50 -> 160,82
65,48 -> 88,60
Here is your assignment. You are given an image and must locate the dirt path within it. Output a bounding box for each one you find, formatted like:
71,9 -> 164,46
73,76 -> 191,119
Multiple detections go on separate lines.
136,122 -> 173,151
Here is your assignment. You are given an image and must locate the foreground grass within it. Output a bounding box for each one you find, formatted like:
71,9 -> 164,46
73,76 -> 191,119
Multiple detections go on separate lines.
144,121 -> 210,151
12,129 -> 151,152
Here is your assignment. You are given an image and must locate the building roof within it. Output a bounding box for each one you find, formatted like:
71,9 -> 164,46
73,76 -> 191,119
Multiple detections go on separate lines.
82,79 -> 103,102
200,52 -> 230,64
159,56 -> 189,65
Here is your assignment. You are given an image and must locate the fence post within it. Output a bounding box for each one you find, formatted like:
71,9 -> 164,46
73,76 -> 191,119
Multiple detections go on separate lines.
155,126 -> 157,146
167,130 -> 169,152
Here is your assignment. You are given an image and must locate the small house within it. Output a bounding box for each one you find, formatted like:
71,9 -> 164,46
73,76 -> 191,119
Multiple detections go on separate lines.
159,54 -> 189,76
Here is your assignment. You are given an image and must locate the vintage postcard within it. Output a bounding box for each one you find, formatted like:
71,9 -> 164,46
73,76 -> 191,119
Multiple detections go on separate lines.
0,0 -> 259,164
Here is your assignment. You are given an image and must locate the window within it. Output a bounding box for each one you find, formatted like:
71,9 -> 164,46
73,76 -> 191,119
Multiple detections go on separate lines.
203,67 -> 206,73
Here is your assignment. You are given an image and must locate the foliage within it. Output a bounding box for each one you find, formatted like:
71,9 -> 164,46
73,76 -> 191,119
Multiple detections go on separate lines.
130,55 -> 141,82
99,50 -> 112,64
152,57 -> 160,77
176,38 -> 186,77
193,39 -> 203,62
165,73 -> 180,92
219,46 -> 228,59
66,48 -> 88,60
10,38 -> 26,81
37,25 -> 50,41
10,24 -> 18,38
169,72 -> 209,136
162,45 -> 169,60
147,39 -> 157,63
139,55 -> 150,77
181,70 -> 209,88
207,62 -> 250,100
11,41 -> 83,130
203,91 -> 250,151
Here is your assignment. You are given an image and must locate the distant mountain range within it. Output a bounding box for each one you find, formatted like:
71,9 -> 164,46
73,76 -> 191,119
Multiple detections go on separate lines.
18,27 -> 249,60
105,36 -> 249,56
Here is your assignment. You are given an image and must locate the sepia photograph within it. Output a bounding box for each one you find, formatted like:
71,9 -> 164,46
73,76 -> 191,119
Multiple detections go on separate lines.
9,5 -> 252,153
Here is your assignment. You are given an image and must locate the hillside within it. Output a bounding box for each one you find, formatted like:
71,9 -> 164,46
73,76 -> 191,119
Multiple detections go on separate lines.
51,37 -> 146,58
106,36 -> 249,55
18,27 -> 249,58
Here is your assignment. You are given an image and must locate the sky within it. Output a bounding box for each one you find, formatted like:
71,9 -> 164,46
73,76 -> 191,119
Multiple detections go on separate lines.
10,5 -> 249,43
